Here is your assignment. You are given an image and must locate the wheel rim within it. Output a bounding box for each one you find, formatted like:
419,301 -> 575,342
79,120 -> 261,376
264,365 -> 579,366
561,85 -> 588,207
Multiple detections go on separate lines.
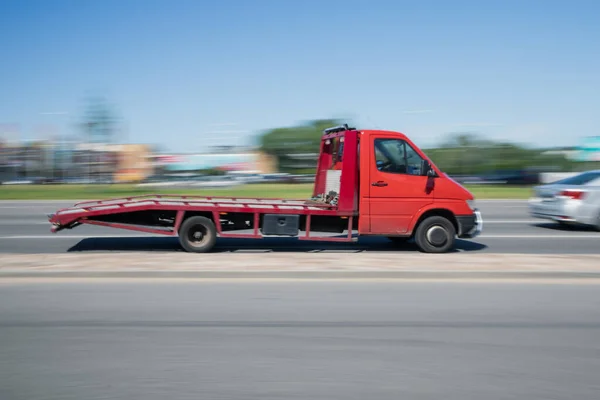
426,225 -> 448,247
187,224 -> 209,247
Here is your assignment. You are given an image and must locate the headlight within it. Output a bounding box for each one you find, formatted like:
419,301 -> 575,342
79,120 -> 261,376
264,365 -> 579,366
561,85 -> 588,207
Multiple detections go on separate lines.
466,200 -> 476,211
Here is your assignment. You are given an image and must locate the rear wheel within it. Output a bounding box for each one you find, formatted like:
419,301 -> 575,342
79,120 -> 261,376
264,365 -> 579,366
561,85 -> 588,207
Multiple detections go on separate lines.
414,216 -> 456,253
178,216 -> 217,253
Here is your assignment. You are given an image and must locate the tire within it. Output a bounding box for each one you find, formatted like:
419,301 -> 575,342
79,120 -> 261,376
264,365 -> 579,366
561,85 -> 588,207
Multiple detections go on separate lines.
178,216 -> 217,253
414,216 -> 456,253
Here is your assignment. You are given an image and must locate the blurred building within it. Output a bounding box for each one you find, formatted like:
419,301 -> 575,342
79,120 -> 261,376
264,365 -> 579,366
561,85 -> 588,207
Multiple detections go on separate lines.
71,143 -> 119,180
113,144 -> 154,183
0,140 -> 155,183
154,148 -> 276,175
0,140 -> 56,182
1,140 -> 280,183
572,136 -> 600,162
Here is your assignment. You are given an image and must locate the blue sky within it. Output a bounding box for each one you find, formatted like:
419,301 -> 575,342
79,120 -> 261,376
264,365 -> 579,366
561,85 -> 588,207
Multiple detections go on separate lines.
1,0 -> 599,152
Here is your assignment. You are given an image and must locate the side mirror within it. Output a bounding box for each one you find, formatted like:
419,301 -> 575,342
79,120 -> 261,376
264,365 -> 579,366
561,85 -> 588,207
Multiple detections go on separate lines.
421,160 -> 435,177
376,160 -> 385,170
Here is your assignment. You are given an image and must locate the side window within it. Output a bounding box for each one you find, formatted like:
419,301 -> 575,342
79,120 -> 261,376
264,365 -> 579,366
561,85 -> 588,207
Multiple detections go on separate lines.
404,143 -> 425,175
374,138 -> 424,175
330,138 -> 343,169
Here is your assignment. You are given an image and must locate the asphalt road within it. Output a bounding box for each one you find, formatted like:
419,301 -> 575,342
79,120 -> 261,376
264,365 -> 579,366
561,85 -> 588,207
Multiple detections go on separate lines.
1,280 -> 600,400
0,200 -> 598,254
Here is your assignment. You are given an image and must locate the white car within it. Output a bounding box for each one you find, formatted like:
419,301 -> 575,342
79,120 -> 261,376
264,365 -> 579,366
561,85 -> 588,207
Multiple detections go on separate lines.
529,170 -> 600,229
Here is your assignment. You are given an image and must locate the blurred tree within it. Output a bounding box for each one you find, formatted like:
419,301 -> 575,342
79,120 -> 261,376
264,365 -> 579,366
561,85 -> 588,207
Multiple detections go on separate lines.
259,123 -> 579,176
81,96 -> 119,144
77,96 -> 122,180
425,132 -> 578,175
199,168 -> 226,176
259,119 -> 346,173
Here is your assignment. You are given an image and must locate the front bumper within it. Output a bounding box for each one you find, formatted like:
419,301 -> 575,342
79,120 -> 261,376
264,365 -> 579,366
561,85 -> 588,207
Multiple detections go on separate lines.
457,209 -> 483,239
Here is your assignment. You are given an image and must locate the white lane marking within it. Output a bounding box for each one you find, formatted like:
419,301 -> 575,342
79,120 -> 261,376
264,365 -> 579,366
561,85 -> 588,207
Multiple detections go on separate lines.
0,219 -> 542,225
481,205 -> 529,208
0,235 -> 159,239
480,234 -> 599,239
476,199 -> 529,202
0,221 -> 50,225
0,234 -> 598,239
0,207 -> 63,211
481,220 -> 539,223
0,205 -> 90,207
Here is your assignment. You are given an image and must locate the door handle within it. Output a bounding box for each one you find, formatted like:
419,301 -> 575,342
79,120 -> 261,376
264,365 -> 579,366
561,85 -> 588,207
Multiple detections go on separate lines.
372,181 -> 388,187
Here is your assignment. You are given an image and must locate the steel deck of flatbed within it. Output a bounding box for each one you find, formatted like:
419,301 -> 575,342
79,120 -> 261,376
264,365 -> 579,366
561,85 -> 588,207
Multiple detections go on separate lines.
48,127 -> 360,244
48,194 -> 356,242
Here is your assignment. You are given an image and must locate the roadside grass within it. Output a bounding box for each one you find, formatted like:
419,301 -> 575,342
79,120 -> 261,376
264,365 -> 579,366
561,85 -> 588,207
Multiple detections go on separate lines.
467,185 -> 533,199
0,183 -> 533,200
0,184 -> 315,200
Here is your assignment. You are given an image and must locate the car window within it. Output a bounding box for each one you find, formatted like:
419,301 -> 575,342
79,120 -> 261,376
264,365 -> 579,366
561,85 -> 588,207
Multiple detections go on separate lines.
405,143 -> 424,174
554,171 -> 600,185
374,138 -> 424,175
585,176 -> 600,186
329,138 -> 344,168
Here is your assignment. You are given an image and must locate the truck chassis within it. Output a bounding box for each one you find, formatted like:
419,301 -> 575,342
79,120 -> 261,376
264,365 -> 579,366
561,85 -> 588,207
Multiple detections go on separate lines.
48,194 -> 357,252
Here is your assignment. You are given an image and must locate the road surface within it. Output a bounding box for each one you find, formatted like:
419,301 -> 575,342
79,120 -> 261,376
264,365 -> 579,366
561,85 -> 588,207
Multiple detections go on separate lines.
1,280 -> 600,400
0,200 -> 598,254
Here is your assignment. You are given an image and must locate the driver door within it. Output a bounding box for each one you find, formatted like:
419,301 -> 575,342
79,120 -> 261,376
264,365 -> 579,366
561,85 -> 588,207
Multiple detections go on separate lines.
369,136 -> 434,235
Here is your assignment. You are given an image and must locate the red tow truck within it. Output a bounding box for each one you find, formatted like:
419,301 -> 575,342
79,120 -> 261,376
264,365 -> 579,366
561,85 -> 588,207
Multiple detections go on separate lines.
48,125 -> 482,253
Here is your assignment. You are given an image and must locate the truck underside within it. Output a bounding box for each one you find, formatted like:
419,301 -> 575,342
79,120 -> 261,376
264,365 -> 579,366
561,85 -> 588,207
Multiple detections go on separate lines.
49,195 -> 359,242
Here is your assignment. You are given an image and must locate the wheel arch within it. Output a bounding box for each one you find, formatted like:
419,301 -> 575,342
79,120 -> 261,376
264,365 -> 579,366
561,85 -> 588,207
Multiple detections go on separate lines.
177,211 -> 216,232
409,208 -> 458,236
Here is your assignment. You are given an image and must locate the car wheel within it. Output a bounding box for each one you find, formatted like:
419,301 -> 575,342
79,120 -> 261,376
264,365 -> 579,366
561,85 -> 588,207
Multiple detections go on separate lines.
178,216 -> 217,253
414,216 -> 456,253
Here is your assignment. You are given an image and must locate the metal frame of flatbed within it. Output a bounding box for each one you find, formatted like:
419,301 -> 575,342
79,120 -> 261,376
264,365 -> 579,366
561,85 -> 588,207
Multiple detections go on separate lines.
49,194 -> 357,242
49,127 -> 361,243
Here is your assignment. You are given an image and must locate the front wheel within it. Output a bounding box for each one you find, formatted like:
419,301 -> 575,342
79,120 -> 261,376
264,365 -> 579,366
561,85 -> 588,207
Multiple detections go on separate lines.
414,216 -> 456,253
179,216 -> 217,253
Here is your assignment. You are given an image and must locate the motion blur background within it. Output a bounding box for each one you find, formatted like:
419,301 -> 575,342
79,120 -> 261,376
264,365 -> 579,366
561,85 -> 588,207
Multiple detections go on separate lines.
1,0 -> 599,189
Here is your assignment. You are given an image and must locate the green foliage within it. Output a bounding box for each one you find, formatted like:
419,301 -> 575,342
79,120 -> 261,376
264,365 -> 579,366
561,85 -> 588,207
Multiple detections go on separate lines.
259,122 -> 581,175
0,183 -> 531,200
196,168 -> 226,176
259,119 -> 346,173
424,132 -> 579,175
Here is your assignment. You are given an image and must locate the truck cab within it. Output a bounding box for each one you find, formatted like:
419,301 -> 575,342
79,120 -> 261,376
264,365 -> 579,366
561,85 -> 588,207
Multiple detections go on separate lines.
312,125 -> 482,252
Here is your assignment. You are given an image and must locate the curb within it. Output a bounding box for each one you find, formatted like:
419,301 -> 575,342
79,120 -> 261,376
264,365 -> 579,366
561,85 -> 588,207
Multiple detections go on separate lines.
2,270 -> 600,280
